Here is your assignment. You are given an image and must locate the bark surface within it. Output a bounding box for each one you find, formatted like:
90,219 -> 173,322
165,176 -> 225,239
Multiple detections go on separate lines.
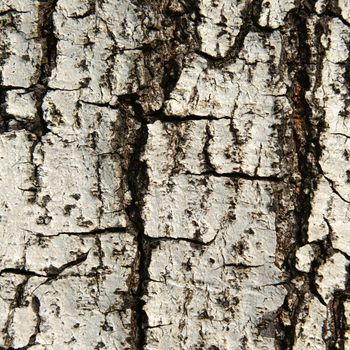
0,0 -> 349,349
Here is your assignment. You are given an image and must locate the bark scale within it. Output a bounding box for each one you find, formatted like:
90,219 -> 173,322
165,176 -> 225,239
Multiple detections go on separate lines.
0,0 -> 349,349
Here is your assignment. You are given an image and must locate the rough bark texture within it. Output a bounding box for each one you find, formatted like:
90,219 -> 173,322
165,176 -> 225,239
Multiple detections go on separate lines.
0,0 -> 349,349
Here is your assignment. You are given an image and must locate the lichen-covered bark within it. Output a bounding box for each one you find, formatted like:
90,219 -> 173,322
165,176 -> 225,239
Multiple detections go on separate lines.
0,0 -> 349,349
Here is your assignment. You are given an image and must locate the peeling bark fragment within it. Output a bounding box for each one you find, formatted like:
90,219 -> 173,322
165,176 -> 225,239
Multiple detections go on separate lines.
293,295 -> 327,350
316,252 -> 348,304
344,300 -> 350,348
258,0 -> 296,29
313,18 -> 350,202
0,131 -> 43,269
5,89 -> 37,121
0,2 -> 42,88
165,31 -> 288,118
338,0 -> 350,23
295,244 -> 315,273
197,0 -> 249,58
8,305 -> 37,348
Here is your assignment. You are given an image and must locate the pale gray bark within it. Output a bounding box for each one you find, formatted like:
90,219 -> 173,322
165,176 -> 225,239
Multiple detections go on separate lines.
0,0 -> 349,349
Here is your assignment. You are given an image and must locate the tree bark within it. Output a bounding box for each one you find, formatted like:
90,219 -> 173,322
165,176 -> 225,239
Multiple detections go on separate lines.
0,0 -> 349,349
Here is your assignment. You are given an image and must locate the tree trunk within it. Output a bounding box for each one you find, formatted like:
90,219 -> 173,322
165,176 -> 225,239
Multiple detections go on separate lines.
0,0 -> 349,349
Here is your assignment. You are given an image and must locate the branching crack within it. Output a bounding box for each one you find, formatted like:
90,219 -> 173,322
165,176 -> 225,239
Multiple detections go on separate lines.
324,175 -> 350,204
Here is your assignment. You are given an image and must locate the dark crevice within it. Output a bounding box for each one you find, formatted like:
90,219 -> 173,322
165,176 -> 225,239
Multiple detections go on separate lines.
321,5 -> 350,29
307,220 -> 333,307
286,6 -> 319,241
203,123 -> 215,172
326,293 -> 348,349
145,322 -> 172,329
0,268 -> 45,278
161,0 -> 201,101
90,131 -> 103,226
55,226 -> 128,236
202,1 -> 253,69
79,99 -> 120,110
80,100 -> 232,124
124,107 -> 149,349
276,2 -> 325,349
223,263 -> 264,269
150,113 -> 231,123
0,0 -> 58,137
330,132 -> 350,139
144,234 -> 217,248
185,170 -> 283,182
277,2 -> 350,347
38,0 -> 58,87
115,3 -> 212,342
323,217 -> 350,350
193,0 -> 280,70
34,0 -> 57,138
43,251 -> 89,278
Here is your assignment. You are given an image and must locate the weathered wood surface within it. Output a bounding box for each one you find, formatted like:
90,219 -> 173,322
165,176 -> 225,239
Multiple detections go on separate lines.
0,0 -> 349,349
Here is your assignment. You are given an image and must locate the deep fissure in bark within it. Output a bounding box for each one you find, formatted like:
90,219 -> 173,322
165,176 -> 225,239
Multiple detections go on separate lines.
276,3 -> 326,348
275,2 -> 350,348
124,3 -> 204,347
35,0 -> 57,137
125,107 -> 150,349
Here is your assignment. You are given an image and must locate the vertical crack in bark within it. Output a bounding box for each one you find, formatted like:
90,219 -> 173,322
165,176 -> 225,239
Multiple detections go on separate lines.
0,11 -> 17,133
123,3 -> 204,347
124,103 -> 150,350
276,2 -> 325,348
326,292 -> 347,349
276,2 -> 350,348
35,0 -> 57,138
161,0 -> 200,101
25,0 -> 58,216
38,0 -> 58,87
